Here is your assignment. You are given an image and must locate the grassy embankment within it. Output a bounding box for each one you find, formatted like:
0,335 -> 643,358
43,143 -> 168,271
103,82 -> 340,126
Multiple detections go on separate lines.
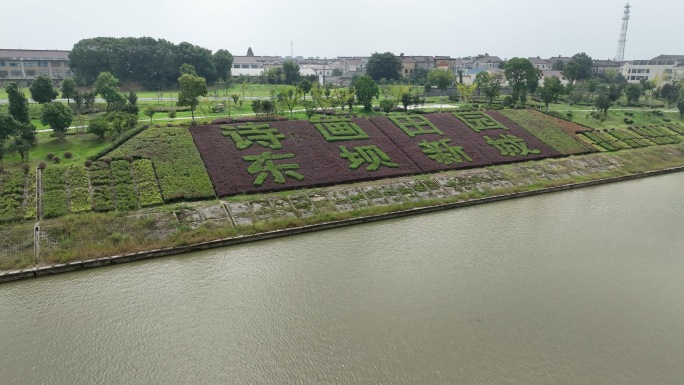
2,141 -> 684,271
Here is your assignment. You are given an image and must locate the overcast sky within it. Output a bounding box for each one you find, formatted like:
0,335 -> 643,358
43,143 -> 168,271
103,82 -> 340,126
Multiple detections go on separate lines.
2,0 -> 681,61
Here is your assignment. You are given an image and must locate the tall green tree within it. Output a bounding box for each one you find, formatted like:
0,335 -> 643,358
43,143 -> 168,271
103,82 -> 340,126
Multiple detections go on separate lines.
5,82 -> 30,124
61,78 -> 77,106
539,76 -> 563,111
594,94 -> 612,115
366,52 -> 403,82
475,71 -> 504,105
678,98 -> 684,118
561,61 -> 579,84
41,102 -> 73,141
29,75 -> 58,104
11,124 -> 37,163
624,83 -> 642,104
282,61 -> 301,85
94,71 -> 121,113
354,76 -> 379,111
298,79 -> 312,100
504,58 -> 540,107
213,49 -> 234,81
177,73 -> 208,123
0,114 -> 20,162
570,52 -> 594,81
246,47 -> 254,56
427,68 -> 455,108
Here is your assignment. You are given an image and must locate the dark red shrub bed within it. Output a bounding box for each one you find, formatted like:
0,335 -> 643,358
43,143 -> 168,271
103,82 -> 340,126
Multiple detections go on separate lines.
191,119 -> 421,197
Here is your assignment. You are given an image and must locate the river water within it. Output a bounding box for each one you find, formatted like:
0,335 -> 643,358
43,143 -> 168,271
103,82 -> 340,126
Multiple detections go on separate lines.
1,173 -> 684,384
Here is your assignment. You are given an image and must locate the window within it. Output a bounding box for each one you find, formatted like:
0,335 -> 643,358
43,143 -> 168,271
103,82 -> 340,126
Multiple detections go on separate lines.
52,70 -> 63,77
38,61 -> 49,67
250,65 -> 258,68
233,64 -> 240,68
25,70 -> 36,76
24,62 -> 36,67
39,70 -> 50,76
0,70 -> 8,77
10,62 -> 20,67
0,61 -> 5,67
51,62 -> 61,68
241,64 -> 249,68
11,70 -> 22,76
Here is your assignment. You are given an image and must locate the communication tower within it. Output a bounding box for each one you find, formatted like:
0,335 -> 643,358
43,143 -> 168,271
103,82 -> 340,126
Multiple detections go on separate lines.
614,3 -> 631,62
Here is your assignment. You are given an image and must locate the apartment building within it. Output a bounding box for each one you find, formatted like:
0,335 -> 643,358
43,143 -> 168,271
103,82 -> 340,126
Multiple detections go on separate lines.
0,49 -> 72,86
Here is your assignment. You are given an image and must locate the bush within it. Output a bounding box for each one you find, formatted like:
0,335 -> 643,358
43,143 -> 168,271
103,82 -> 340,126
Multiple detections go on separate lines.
38,162 -> 46,170
52,156 -> 61,164
46,153 -> 54,160
21,163 -> 30,172
567,112 -> 573,118
64,151 -> 73,159
663,118 -> 671,122
84,160 -> 92,167
101,157 -> 113,164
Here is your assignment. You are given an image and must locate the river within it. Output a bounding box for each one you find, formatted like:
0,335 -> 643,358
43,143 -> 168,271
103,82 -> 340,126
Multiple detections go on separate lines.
1,173 -> 684,384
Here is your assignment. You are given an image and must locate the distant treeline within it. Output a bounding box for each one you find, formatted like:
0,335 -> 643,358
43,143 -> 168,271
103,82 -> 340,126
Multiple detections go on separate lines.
69,37 -> 233,89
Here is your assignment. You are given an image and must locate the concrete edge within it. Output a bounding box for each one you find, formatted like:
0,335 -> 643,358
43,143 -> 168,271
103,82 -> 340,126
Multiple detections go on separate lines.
1,166 -> 682,284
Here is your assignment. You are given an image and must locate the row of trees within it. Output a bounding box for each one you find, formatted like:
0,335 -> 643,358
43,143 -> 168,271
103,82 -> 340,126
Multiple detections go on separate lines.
69,37 -> 233,88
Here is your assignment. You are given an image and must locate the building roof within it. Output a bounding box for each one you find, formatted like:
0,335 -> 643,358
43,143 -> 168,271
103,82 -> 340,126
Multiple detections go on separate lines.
651,54 -> 684,61
528,57 -> 551,65
631,59 -> 678,66
0,49 -> 70,60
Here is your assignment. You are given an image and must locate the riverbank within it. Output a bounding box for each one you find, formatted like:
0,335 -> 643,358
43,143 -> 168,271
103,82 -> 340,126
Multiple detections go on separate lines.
2,143 -> 684,282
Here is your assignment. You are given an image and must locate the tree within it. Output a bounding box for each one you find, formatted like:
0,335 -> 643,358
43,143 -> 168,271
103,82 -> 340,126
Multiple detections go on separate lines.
246,47 -> 254,56
552,60 -> 566,71
282,61 -> 301,85
87,117 -> 110,139
561,61 -> 579,85
504,58 -> 540,107
539,76 -> 563,111
456,83 -> 477,105
177,73 -> 208,123
5,82 -> 30,124
366,52 -> 403,82
29,75 -> 59,104
11,124 -> 36,163
401,91 -> 412,113
0,114 -> 20,163
278,86 -> 301,117
311,84 -> 331,114
476,71 -> 504,105
298,79 -> 312,101
61,78 -> 77,106
179,63 -> 197,76
379,99 -> 396,115
94,71 -> 121,113
41,102 -> 73,140
594,94 -> 612,115
354,76 -> 379,111
678,98 -> 684,118
427,69 -> 455,108
346,87 -> 356,112
568,52 -> 594,81
144,107 -> 156,123
624,83 -> 642,104
660,83 -> 681,106
213,49 -> 234,81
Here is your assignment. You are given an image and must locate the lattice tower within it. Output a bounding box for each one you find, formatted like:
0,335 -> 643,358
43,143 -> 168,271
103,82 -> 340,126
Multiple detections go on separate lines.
615,3 -> 631,62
